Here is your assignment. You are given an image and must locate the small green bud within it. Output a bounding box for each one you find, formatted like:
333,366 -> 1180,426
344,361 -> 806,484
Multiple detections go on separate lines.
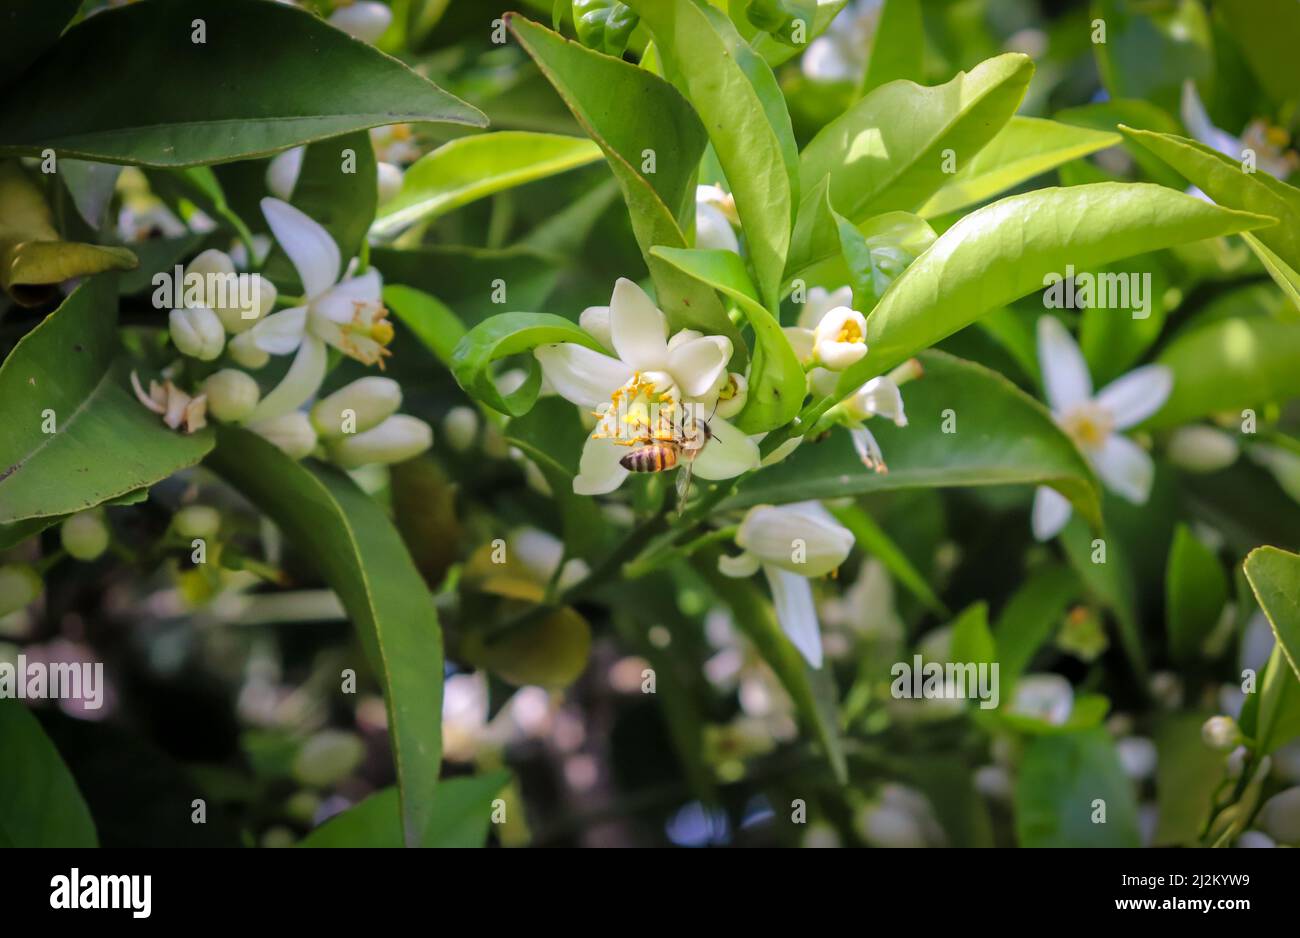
0,564 -> 43,617
202,369 -> 261,423
1202,715 -> 1241,751
60,511 -> 110,561
174,505 -> 221,541
292,730 -> 365,788
442,405 -> 480,453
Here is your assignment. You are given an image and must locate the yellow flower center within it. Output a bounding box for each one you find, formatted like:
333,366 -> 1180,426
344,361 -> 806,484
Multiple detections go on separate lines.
1059,403 -> 1114,451
836,319 -> 863,344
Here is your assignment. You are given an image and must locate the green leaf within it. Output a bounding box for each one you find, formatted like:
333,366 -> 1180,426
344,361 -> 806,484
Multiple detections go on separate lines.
725,351 -> 1102,530
0,0 -> 81,89
919,117 -> 1121,218
452,312 -> 606,418
649,247 -> 803,433
859,0 -> 924,95
993,564 -> 1079,696
263,131 -> 377,290
506,15 -> 738,345
1060,514 -> 1146,679
698,555 -> 847,784
1165,524 -> 1228,663
383,284 -> 465,368
207,429 -> 444,847
628,0 -> 799,311
1014,728 -> 1141,847
1245,646 -> 1300,757
746,0 -> 849,67
0,700 -> 97,847
1149,316 -> 1300,428
949,602 -> 995,667
826,502 -> 948,615
0,0 -> 484,167
838,182 -> 1272,390
1092,0 -> 1212,116
371,132 -> 603,238
1153,712 -> 1222,845
799,53 -> 1034,223
1244,546 -> 1300,684
1216,0 -> 1300,107
0,278 -> 213,524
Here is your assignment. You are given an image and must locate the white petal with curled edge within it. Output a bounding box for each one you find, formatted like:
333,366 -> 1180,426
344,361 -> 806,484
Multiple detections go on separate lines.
261,197 -> 341,298
1031,485 -> 1073,542
691,417 -> 760,480
247,335 -> 328,424
579,305 -> 613,351
764,565 -> 824,669
312,269 -> 383,324
609,277 -> 669,371
718,551 -> 762,578
573,434 -> 631,495
853,376 -> 906,426
1094,433 -> 1155,504
1095,365 -> 1173,430
534,343 -> 633,410
668,334 -> 731,399
250,305 -> 308,355
1036,316 -> 1092,414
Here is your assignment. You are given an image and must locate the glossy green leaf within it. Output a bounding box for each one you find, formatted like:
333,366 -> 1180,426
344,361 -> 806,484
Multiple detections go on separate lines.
1165,524 -> 1228,663
0,0 -> 485,166
949,602 -> 995,667
1092,0 -> 1212,116
629,0 -> 799,310
1060,514 -> 1145,679
1245,546 -> 1300,683
507,15 -> 738,345
1150,316 -> 1300,428
827,502 -> 948,615
451,313 -> 604,417
859,0 -> 924,95
0,700 -> 97,847
919,117 -> 1121,218
724,351 -> 1102,529
0,278 -> 213,524
371,132 -> 603,238
799,54 -> 1034,223
207,429 -> 444,847
1015,728 -> 1141,847
838,182 -> 1272,391
649,247 -> 804,433
1153,712 -> 1222,845
746,0 -> 849,67
1247,645 -> 1300,756
993,564 -> 1079,696
383,284 -> 465,368
1216,0 -> 1300,107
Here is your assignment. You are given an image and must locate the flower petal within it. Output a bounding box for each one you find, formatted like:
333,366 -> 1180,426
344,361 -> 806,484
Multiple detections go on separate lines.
250,305 -> 308,355
718,551 -> 761,578
1031,485 -> 1073,541
691,416 -> 760,480
247,335 -> 328,423
1036,316 -> 1092,413
579,305 -> 613,351
573,434 -> 630,495
737,502 -> 853,576
534,343 -> 633,410
1180,79 -> 1243,160
261,197 -> 340,298
1095,365 -> 1173,430
668,334 -> 732,399
851,376 -> 906,425
799,285 -> 853,330
764,565 -> 823,668
695,202 -> 739,253
1094,433 -> 1155,504
312,269 -> 383,324
609,277 -> 669,371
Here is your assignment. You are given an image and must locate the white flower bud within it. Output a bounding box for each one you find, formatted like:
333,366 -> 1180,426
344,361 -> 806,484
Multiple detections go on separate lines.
250,411 -> 318,460
173,505 -> 221,541
1202,715 -> 1241,751
714,372 -> 748,419
1166,425 -> 1239,472
229,330 -> 270,370
202,369 -> 261,423
184,249 -> 273,334
0,564 -> 42,617
442,406 -> 480,453
1010,674 -> 1074,726
326,415 -> 432,469
812,306 -> 868,371
310,377 -> 402,440
783,326 -> 815,365
734,501 -> 854,577
60,511 -> 110,561
695,201 -> 739,253
376,161 -> 403,204
579,305 -> 613,350
974,765 -> 1013,801
169,306 -> 225,360
292,729 -> 365,787
1116,736 -> 1157,781
1256,787 -> 1300,845
265,147 -> 304,201
328,1 -> 394,44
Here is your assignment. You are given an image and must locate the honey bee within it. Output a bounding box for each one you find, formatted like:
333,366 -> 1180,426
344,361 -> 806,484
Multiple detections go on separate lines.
619,404 -> 716,506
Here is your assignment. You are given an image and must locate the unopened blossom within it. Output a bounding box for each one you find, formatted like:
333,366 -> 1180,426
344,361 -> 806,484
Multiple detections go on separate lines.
1202,714 -> 1241,751
719,501 -> 855,667
169,305 -> 225,360
854,783 -> 946,848
1009,673 -> 1073,725
801,0 -> 883,82
534,278 -> 759,495
1031,317 -> 1172,541
1116,736 -> 1158,781
0,564 -> 42,617
1257,787 -> 1300,846
245,198 -> 394,423
131,371 -> 208,434
1166,424 -> 1239,473
695,184 -> 740,253
249,411 -> 317,460
442,406 -> 480,453
184,249 -> 276,333
310,376 -> 402,440
60,512 -> 110,562
326,415 -> 433,469
173,505 -> 221,541
328,1 -> 393,44
202,369 -> 261,423
788,285 -> 868,371
1182,80 -> 1298,180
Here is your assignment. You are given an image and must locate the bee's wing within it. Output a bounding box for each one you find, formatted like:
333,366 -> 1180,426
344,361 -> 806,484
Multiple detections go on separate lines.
674,449 -> 696,510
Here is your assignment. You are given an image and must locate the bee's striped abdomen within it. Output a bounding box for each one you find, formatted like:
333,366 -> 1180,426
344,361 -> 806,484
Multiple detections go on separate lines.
620,443 -> 679,473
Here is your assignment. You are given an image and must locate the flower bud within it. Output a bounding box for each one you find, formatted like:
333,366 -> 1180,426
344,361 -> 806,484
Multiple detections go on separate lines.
0,564 -> 42,617
1010,674 -> 1074,726
265,147 -> 303,201
250,411 -> 318,460
1116,736 -> 1157,781
1166,425 -> 1239,472
326,415 -> 433,469
174,505 -> 221,541
734,501 -> 854,577
442,405 -> 480,453
292,729 -> 365,788
310,377 -> 402,441
812,306 -> 868,371
1256,787 -> 1300,845
329,1 -> 394,44
1202,714 -> 1241,751
376,161 -> 403,204
579,305 -> 613,350
169,306 -> 225,360
229,330 -> 270,370
202,369 -> 261,423
60,511 -> 110,561
695,200 -> 739,253
714,372 -> 748,419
